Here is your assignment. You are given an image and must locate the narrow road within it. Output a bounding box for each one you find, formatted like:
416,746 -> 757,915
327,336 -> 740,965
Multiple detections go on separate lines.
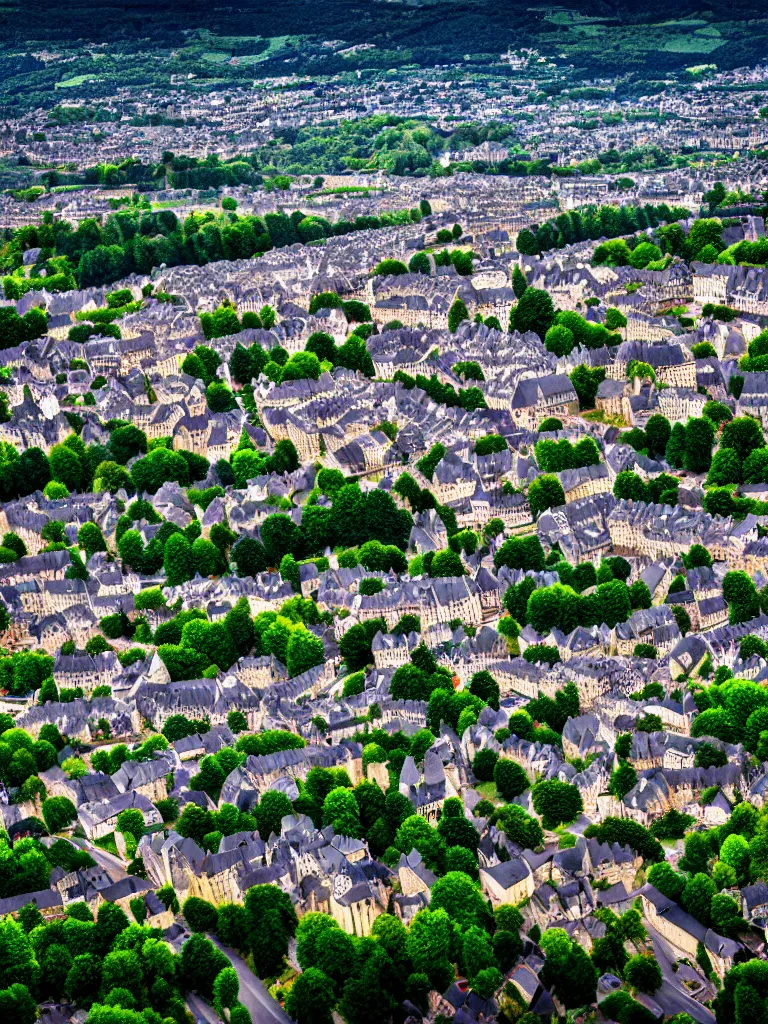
188,993 -> 220,1024
644,922 -> 716,1024
208,935 -> 292,1024
69,837 -> 128,882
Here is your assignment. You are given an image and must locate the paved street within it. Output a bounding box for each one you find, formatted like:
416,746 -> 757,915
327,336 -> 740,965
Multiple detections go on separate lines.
69,837 -> 128,882
645,923 -> 716,1024
208,936 -> 292,1024
188,992 -> 220,1024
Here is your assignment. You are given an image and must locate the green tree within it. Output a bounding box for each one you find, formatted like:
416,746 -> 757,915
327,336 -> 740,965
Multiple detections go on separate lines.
244,884 -> 298,979
296,913 -> 340,972
285,968 -> 335,1024
394,815 -> 445,873
526,582 -> 581,635
232,537 -> 270,577
462,924 -> 496,986
261,513 -> 299,563
721,416 -> 764,457
213,966 -> 239,1010
512,265 -> 528,298
286,626 -> 325,675
64,952 -> 101,1003
666,422 -> 687,469
227,710 -> 248,734
181,619 -> 237,671
724,571 -> 761,624
532,779 -> 583,829
743,447 -> 768,484
373,258 -> 408,276
448,298 -> 469,333
624,954 -> 662,993
609,761 -> 637,801
215,902 -> 246,948
49,442 -> 83,492
539,930 -> 597,1009
629,242 -> 663,269
437,809 -> 479,854
528,475 -> 565,518
322,786 -> 362,838
684,544 -> 713,570
468,670 -> 499,710
282,351 -> 323,383
513,287 -> 555,338
255,790 -> 292,840
131,447 -> 189,494
0,917 -> 39,992
338,618 -> 386,672
472,748 -> 498,782
720,833 -> 750,885
101,948 -> 142,994
430,871 -> 491,931
684,417 -> 715,473
116,807 -> 144,843
190,537 -> 224,578
494,759 -> 530,801
614,471 -> 647,502
709,892 -> 747,938
647,861 -> 686,902
605,307 -> 627,330
516,229 -> 538,256
494,803 -> 544,849
703,400 -> 733,425
597,579 -> 632,629
77,522 -> 107,558
183,896 -> 219,933
544,325 -> 574,357
681,872 -> 717,926
163,532 -> 192,586
224,597 -> 255,658
42,796 -> 77,833
229,344 -> 255,385
179,934 -> 229,999
406,908 -> 453,991
37,940 -> 72,999
494,535 -> 545,572
645,415 -> 671,459
570,365 -> 605,410
430,549 -> 465,577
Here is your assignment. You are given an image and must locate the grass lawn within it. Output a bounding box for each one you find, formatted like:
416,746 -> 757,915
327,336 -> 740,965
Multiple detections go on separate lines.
584,409 -> 629,427
56,74 -> 101,88
269,965 -> 297,1000
662,35 -> 723,53
238,36 -> 302,63
93,832 -> 119,857
475,781 -> 499,803
151,199 -> 211,210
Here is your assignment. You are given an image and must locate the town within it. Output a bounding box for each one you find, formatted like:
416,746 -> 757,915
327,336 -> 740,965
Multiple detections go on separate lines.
3,9 -> 768,1024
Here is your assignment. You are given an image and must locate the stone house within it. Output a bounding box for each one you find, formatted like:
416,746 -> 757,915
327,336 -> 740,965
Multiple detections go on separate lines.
77,790 -> 162,841
479,859 -> 535,905
609,340 -> 696,389
112,756 -> 172,803
637,883 -> 740,979
511,374 -> 579,429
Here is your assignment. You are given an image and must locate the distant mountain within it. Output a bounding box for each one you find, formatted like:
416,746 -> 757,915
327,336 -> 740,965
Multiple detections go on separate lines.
1,0 -> 767,96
